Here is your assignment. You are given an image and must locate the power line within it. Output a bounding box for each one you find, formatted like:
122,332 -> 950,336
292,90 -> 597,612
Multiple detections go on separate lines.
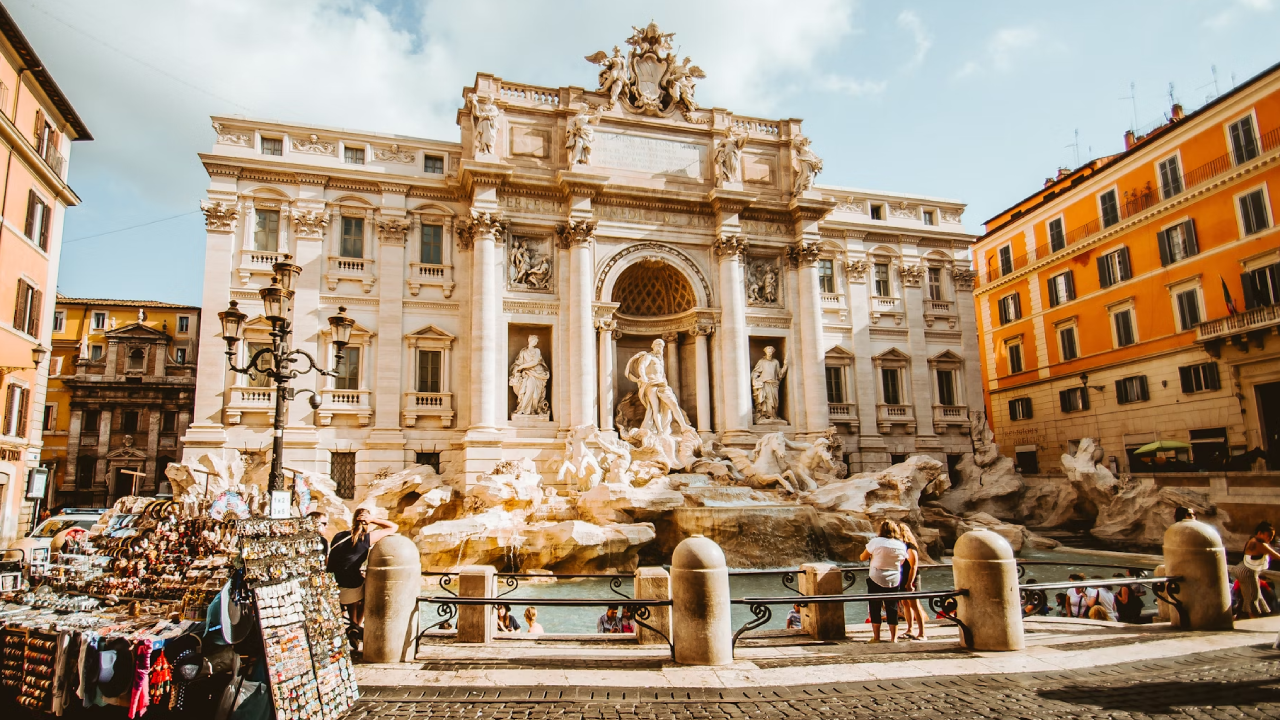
64,210 -> 201,244
25,2 -> 256,114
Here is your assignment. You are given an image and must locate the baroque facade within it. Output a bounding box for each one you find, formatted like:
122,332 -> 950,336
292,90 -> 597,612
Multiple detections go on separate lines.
184,24 -> 980,497
0,5 -> 91,543
41,297 -> 200,507
973,60 -> 1280,477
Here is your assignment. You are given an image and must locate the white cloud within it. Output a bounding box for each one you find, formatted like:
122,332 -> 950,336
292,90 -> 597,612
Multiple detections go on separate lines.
1205,0 -> 1273,29
954,25 -> 1040,78
818,74 -> 888,97
896,10 -> 932,70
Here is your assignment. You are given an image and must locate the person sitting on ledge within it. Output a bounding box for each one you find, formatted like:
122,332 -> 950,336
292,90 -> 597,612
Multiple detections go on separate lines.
786,604 -> 803,629
495,603 -> 522,633
597,605 -> 623,633
1089,576 -> 1117,621
1174,506 -> 1197,522
619,608 -> 637,634
1054,593 -> 1069,617
1066,574 -> 1096,618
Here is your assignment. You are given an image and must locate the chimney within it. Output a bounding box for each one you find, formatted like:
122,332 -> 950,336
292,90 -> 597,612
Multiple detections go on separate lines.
1057,167 -> 1072,180
1124,129 -> 1137,150
1044,177 -> 1055,188
1171,103 -> 1184,121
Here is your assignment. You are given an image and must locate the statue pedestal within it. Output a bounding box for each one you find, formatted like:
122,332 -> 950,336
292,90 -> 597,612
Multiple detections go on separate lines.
509,414 -> 551,427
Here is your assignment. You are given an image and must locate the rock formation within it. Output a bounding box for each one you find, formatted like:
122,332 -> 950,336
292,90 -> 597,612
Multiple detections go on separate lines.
938,411 -> 1025,519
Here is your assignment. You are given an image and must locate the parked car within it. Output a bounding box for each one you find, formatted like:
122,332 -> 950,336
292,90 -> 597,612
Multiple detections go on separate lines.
13,508 -> 105,565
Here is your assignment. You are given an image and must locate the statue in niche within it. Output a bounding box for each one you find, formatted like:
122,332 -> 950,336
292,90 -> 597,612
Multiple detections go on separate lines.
621,339 -> 699,476
792,134 -> 823,194
714,127 -> 748,185
469,93 -> 501,156
751,346 -> 788,424
746,260 -> 779,305
584,46 -> 629,109
509,335 -> 550,417
509,238 -> 551,291
566,105 -> 602,165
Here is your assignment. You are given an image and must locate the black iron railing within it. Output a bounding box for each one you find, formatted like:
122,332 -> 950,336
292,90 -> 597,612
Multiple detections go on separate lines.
731,589 -> 971,648
1018,575 -> 1184,628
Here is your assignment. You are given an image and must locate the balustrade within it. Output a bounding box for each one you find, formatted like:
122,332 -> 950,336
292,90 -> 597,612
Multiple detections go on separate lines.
402,391 -> 454,428
319,388 -> 371,426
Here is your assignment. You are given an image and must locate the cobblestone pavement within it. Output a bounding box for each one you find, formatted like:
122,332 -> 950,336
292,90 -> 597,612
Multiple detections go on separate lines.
348,644 -> 1280,719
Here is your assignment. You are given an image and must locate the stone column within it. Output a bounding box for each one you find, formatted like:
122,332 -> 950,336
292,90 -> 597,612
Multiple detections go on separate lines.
799,563 -> 845,641
692,324 -> 713,434
363,535 -> 422,662
462,213 -> 506,433
184,196 -> 240,449
789,241 -> 830,436
670,535 -> 733,666
373,214 -> 410,431
94,409 -> 112,492
663,332 -> 681,399
1162,520 -> 1232,630
597,317 -> 617,430
951,530 -> 1024,651
561,220 -> 597,428
952,269 -> 983,409
63,409 -> 82,494
713,234 -> 752,442
456,565 -> 495,644
634,566 -> 671,646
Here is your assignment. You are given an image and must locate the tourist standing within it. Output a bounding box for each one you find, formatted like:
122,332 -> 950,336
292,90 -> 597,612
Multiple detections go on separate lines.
308,511 -> 330,556
1232,521 -> 1280,618
786,604 -> 803,629
896,522 -> 928,640
326,508 -> 399,628
1113,573 -> 1145,623
618,608 -> 637,634
524,607 -> 544,635
861,520 -> 908,643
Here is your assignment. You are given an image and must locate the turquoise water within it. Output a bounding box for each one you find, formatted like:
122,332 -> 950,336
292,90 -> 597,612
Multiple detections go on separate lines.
418,548 -> 1156,635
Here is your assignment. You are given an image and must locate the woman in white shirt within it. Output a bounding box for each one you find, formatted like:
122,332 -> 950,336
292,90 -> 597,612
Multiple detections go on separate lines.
860,520 -> 909,643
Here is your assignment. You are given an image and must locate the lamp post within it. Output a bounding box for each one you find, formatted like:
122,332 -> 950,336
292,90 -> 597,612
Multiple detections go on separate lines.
217,257 -> 354,503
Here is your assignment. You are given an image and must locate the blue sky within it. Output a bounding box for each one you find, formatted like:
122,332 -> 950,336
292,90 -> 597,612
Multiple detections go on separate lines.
11,0 -> 1280,305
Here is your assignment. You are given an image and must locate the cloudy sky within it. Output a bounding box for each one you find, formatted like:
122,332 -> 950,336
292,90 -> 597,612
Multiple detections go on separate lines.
12,0 -> 1280,304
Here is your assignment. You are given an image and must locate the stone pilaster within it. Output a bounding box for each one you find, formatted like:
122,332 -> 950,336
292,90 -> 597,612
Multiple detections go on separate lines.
901,259 -> 936,440
559,219 -> 598,428
692,322 -> 714,434
373,214 -> 411,430
712,233 -> 753,443
144,408 -> 161,491
183,196 -> 240,453
460,209 -> 507,435
596,316 -> 618,430
788,240 -> 829,436
953,268 -> 983,409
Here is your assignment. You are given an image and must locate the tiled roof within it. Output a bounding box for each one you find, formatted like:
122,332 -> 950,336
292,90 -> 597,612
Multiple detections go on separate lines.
56,295 -> 200,310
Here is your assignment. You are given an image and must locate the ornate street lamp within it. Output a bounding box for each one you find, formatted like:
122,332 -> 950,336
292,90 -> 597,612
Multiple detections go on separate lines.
219,266 -> 347,511
31,345 -> 48,367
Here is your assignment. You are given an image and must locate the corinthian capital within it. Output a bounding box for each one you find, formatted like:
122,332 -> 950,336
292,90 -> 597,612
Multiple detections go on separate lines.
457,210 -> 508,250
201,201 -> 239,233
951,267 -> 977,292
712,233 -> 748,259
786,240 -> 821,267
555,219 -> 597,249
375,217 -> 412,245
290,209 -> 330,240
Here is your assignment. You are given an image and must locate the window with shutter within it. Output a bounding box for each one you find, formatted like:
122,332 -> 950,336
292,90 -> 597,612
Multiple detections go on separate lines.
1176,289 -> 1201,331
1229,116 -> 1259,165
1047,272 -> 1074,307
27,289 -> 40,337
1048,218 -> 1065,252
998,245 -> 1013,275
1179,365 -> 1194,393
1239,189 -> 1270,235
1058,325 -> 1079,361
1007,342 -> 1023,374
1100,189 -> 1120,227
2,385 -> 15,436
1112,308 -> 1136,347
13,279 -> 29,331
1179,363 -> 1220,393
1009,397 -> 1033,421
1058,388 -> 1089,412
1118,247 -> 1132,281
1116,376 -> 1149,404
1158,156 -> 1183,198
16,387 -> 29,439
24,190 -> 37,239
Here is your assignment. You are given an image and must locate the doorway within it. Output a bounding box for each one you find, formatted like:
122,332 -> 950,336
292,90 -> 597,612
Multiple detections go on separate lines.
1258,382 -> 1280,471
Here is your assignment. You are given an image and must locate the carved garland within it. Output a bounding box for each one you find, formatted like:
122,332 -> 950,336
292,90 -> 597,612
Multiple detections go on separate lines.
845,259 -> 870,282
900,263 -> 926,287
374,144 -> 416,164
951,268 -> 977,292
376,217 -> 412,245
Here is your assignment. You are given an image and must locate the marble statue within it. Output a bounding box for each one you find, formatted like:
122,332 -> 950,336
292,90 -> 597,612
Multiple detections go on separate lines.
137,308 -> 145,323
625,338 -> 693,438
509,335 -> 550,417
566,105 -> 602,165
509,239 -> 551,290
792,134 -> 823,194
751,346 -> 788,424
469,94 -> 501,156
558,424 -> 603,490
665,57 -> 704,112
591,428 -> 635,486
585,46 -> 629,109
714,128 -> 748,185
720,432 -> 829,494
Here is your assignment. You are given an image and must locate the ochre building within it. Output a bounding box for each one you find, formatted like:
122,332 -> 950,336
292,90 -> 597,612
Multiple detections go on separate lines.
0,6 -> 91,543
185,24 -> 982,498
40,297 -> 200,508
973,61 -> 1280,476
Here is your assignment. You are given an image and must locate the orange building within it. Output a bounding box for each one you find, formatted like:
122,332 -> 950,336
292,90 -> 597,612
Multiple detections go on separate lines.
0,5 -> 91,543
973,60 -> 1280,477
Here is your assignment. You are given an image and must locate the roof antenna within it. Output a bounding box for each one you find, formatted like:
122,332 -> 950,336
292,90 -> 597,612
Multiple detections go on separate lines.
1167,82 -> 1176,112
1065,128 -> 1080,168
1121,81 -> 1138,130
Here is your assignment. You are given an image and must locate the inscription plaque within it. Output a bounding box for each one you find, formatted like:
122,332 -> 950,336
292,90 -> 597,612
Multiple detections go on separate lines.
592,131 -> 704,178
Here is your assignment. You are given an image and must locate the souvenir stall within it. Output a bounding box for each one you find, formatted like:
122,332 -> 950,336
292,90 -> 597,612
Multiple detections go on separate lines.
0,491 -> 358,719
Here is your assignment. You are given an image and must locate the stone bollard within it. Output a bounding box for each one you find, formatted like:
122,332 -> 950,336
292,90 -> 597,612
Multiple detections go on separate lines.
799,563 -> 846,641
1153,564 -> 1171,623
1163,520 -> 1233,631
670,535 -> 733,665
456,565 -> 496,644
951,530 -> 1024,651
634,567 -> 672,646
363,534 -> 423,662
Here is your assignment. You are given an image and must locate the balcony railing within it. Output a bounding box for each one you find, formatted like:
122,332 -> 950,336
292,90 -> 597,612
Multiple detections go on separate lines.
932,404 -> 969,432
225,384 -> 276,425
238,249 -> 288,283
1196,303 -> 1280,342
319,388 -> 372,426
403,392 -> 454,428
923,299 -> 957,329
982,124 -> 1280,287
326,256 -> 376,293
870,296 -> 904,326
875,403 -> 916,433
42,142 -> 65,178
821,292 -> 842,305
407,262 -> 455,298
828,402 -> 857,426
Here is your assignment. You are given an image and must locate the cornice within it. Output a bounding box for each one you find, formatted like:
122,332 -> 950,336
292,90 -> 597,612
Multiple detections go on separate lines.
0,105 -> 79,205
788,195 -> 837,224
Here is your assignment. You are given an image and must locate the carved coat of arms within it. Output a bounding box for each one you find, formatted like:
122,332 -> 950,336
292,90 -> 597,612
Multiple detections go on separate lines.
585,22 -> 705,119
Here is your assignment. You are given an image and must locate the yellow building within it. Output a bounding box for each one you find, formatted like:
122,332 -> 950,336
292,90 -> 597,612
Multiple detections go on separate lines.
41,297 -> 200,507
0,5 -> 91,542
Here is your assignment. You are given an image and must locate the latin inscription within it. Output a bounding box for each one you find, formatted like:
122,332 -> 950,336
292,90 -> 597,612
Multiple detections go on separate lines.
592,132 -> 704,179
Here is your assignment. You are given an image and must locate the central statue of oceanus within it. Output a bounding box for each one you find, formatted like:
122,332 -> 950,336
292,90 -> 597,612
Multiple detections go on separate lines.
619,338 -> 700,478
